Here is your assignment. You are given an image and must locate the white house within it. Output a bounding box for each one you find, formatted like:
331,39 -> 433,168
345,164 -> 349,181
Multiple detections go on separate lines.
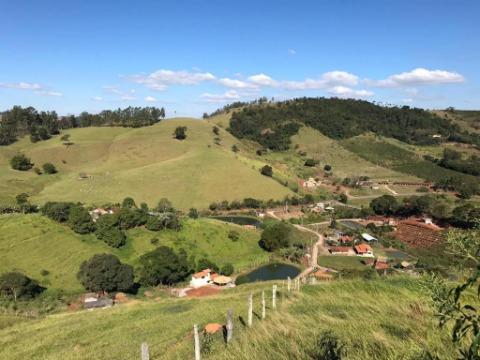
190,269 -> 214,288
361,233 -> 377,242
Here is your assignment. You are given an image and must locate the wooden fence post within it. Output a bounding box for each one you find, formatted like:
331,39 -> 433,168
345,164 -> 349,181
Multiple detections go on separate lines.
194,324 -> 201,360
226,309 -> 233,343
248,292 -> 253,327
272,284 -> 277,309
261,290 -> 266,319
141,342 -> 149,360
287,276 -> 291,292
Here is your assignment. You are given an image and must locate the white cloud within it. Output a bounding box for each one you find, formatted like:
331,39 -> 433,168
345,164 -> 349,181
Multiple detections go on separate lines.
288,49 -> 296,55
103,85 -> 122,94
247,73 -> 278,87
92,96 -> 103,101
128,69 -> 216,91
372,68 -> 465,87
217,78 -> 257,89
0,82 -> 43,90
201,90 -> 241,103
327,86 -> 373,98
144,96 -> 157,102
36,90 -> 63,97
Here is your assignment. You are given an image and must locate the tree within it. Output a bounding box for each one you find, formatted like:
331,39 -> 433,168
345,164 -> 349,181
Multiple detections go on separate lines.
121,197 -> 137,209
188,208 -> 199,219
77,254 -> 134,292
259,222 -> 293,251
212,126 -> 220,135
156,198 -> 175,213
304,159 -> 318,167
41,201 -> 74,222
338,193 -> 348,204
10,154 -> 33,171
260,165 -> 273,177
95,217 -> 126,248
115,208 -> 146,230
16,193 -> 29,206
173,126 -> 187,140
221,263 -> 234,276
231,144 -> 239,153
196,258 -> 219,272
452,204 -> 480,228
370,195 -> 398,215
137,246 -> 191,286
68,205 -> 95,234
324,164 -> 332,172
42,162 -> 57,174
0,272 -> 43,301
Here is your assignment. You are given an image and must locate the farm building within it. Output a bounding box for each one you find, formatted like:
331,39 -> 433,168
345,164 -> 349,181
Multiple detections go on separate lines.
361,233 -> 378,242
212,275 -> 233,286
354,244 -> 374,257
329,246 -> 355,255
393,219 -> 443,249
190,269 -> 216,288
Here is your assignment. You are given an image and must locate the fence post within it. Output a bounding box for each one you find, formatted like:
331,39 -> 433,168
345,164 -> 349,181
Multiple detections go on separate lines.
261,290 -> 266,319
194,324 -> 201,360
248,292 -> 253,327
226,309 -> 233,343
141,342 -> 149,360
287,277 -> 291,292
272,284 -> 277,309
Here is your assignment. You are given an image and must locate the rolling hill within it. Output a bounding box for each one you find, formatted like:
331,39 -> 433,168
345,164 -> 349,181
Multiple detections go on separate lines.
0,118 -> 292,210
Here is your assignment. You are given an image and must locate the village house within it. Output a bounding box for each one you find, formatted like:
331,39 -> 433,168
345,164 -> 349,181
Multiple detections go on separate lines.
190,269 -> 216,288
329,246 -> 355,256
354,244 -> 374,257
89,208 -> 114,222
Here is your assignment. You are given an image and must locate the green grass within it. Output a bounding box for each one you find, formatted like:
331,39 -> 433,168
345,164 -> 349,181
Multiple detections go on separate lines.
0,277 -> 455,359
317,256 -> 367,271
0,118 -> 291,210
0,214 -> 268,292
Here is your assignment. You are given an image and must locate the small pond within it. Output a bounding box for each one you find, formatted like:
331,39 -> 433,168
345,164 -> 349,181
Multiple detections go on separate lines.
236,263 -> 301,285
211,216 -> 262,228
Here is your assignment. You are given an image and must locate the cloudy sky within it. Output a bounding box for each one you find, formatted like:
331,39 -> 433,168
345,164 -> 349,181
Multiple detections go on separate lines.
1,0 -> 479,116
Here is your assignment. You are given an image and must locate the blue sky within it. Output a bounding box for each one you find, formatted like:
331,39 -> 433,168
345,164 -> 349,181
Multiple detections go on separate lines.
1,0 -> 479,116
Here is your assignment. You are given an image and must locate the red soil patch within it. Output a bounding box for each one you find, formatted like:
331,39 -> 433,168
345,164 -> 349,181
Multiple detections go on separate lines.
186,286 -> 221,298
393,220 -> 444,249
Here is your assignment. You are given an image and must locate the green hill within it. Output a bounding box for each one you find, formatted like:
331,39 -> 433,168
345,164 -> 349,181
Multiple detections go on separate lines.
0,277 -> 455,360
0,214 -> 268,292
0,118 -> 292,209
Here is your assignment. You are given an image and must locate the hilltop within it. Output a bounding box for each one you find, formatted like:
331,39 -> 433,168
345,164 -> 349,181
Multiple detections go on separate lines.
0,118 -> 291,209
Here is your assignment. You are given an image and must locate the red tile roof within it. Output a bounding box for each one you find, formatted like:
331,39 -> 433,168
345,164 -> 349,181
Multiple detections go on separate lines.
354,244 -> 372,254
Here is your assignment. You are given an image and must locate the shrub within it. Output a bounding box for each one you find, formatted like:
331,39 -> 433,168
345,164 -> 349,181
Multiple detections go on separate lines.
260,165 -> 273,177
309,331 -> 344,360
173,126 -> 187,140
41,201 -> 74,222
221,263 -> 234,276
231,144 -> 239,153
121,197 -> 137,209
0,271 -> 43,301
228,230 -> 240,242
188,208 -> 199,219
145,216 -> 163,231
68,205 -> 95,234
304,158 -> 318,167
42,162 -> 57,174
10,154 -> 33,171
77,254 -> 134,292
33,167 -> 42,175
95,226 -> 126,248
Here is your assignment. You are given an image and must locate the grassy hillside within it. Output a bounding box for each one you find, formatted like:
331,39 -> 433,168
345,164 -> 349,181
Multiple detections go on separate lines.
0,214 -> 268,292
0,277 -> 455,359
0,118 -> 291,209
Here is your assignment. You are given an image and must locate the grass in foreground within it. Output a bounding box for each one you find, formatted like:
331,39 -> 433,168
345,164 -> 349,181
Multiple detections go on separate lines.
0,277 -> 455,359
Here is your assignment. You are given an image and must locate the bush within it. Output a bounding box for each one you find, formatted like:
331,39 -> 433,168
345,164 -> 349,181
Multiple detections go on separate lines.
95,225 -> 126,248
145,216 -> 163,231
309,330 -> 344,360
260,165 -> 273,177
121,197 -> 137,209
68,205 -> 95,234
137,246 -> 191,286
196,258 -> 219,272
228,230 -> 240,242
42,162 -> 57,174
10,154 -> 33,171
173,126 -> 187,140
0,271 -> 44,301
221,263 -> 234,276
188,208 -> 199,219
33,167 -> 42,175
41,201 -> 74,222
304,158 -> 318,167
259,221 -> 293,251
77,254 -> 134,292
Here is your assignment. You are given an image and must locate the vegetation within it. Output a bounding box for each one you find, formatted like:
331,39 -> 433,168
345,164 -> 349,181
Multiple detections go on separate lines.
0,272 -> 43,301
77,254 -> 134,292
259,221 -> 293,251
42,162 -> 57,174
10,154 -> 33,171
173,126 -> 187,140
260,165 -> 273,177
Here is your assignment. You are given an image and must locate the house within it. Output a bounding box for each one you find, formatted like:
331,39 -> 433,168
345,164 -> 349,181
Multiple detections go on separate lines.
361,233 -> 377,242
190,269 -> 216,288
89,208 -> 114,222
354,244 -> 374,257
329,246 -> 355,255
374,260 -> 389,271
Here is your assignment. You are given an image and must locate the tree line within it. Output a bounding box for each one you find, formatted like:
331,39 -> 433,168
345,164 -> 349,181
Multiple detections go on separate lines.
0,105 -> 166,146
227,97 -> 478,151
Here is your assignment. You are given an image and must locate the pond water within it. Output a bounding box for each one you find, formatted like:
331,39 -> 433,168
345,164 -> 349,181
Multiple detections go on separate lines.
211,216 -> 262,228
236,263 -> 301,285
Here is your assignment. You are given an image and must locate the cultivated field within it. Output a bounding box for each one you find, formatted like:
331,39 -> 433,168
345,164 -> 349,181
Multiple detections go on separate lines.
0,118 -> 291,209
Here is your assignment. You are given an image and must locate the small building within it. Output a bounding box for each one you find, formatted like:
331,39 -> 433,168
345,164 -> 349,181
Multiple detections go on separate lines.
89,208 -> 114,222
213,275 -> 233,286
361,233 -> 377,243
338,235 -> 354,244
354,244 -> 374,257
329,246 -> 355,256
190,269 -> 215,288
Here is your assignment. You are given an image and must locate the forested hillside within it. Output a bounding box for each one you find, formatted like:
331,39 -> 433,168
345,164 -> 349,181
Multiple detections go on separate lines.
228,98 -> 479,150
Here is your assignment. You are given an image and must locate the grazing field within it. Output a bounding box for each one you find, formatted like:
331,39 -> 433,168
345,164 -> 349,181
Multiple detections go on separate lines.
0,214 -> 268,292
0,277 -> 455,359
317,255 -> 366,271
341,134 -> 478,183
0,118 -> 291,210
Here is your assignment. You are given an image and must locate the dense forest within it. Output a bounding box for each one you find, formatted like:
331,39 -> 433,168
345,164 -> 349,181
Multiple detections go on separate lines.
0,106 -> 166,145
227,97 -> 478,150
